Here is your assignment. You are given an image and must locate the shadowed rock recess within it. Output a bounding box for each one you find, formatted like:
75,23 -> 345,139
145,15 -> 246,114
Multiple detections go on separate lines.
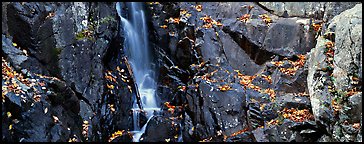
2,2 -> 362,142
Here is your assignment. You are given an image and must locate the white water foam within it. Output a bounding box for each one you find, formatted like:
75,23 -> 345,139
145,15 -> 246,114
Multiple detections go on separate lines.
116,2 -> 160,142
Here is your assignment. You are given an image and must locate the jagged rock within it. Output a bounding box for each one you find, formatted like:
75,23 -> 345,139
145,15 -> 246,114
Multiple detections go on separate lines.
2,35 -> 27,68
262,17 -> 316,57
218,29 -> 263,75
247,102 -> 264,129
356,115 -> 362,142
261,103 -> 279,121
225,131 -> 256,142
252,127 -> 269,142
55,2 -> 117,106
259,2 -> 325,18
140,115 -> 180,142
182,112 -> 194,142
264,121 -> 299,142
3,1 -> 362,142
307,3 -> 362,142
3,2 -> 135,142
265,119 -> 322,142
306,36 -> 335,131
109,131 -> 133,142
328,4 -> 362,92
2,35 -> 49,75
7,2 -> 60,76
317,134 -> 332,142
175,37 -> 195,70
275,93 -> 311,109
348,92 -> 362,123
2,64 -> 83,142
259,2 -> 359,21
189,81 -> 247,138
2,2 -> 9,35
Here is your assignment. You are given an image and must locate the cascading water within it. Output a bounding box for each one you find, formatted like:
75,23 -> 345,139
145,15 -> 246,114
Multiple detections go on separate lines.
116,2 -> 159,142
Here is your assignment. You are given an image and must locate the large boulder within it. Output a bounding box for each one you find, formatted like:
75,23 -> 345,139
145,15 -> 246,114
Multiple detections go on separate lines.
307,3 -> 362,142
140,115 -> 180,142
328,4 -> 362,92
262,17 -> 316,57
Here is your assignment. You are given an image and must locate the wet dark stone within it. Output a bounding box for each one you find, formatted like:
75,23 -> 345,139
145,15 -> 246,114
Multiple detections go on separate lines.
110,131 -> 133,142
137,112 -> 148,130
175,37 -> 195,70
225,131 -> 256,142
246,88 -> 270,103
262,18 -> 316,57
140,115 -> 180,142
247,102 -> 264,129
182,112 -> 194,142
275,94 -> 311,110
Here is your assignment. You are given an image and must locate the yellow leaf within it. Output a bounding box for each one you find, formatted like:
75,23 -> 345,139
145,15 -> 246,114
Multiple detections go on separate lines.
83,120 -> 89,125
180,9 -> 187,15
218,85 -> 231,92
186,13 -> 192,17
195,5 -> 202,12
173,18 -> 180,24
9,124 -> 12,130
160,25 -> 167,29
216,21 -> 223,27
107,84 -> 114,89
128,86 -> 132,93
239,14 -> 251,22
7,112 -> 12,118
12,43 -> 17,47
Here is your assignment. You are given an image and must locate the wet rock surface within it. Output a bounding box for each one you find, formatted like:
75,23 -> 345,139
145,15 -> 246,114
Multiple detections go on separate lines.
2,2 -> 136,142
2,2 -> 362,142
140,115 -> 180,142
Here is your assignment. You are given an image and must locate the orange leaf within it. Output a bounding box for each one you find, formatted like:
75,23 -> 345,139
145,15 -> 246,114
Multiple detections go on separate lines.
160,25 -> 167,29
195,5 -> 202,12
325,41 -> 334,49
312,23 -> 322,31
238,14 -> 250,22
107,84 -> 114,89
218,85 -> 231,92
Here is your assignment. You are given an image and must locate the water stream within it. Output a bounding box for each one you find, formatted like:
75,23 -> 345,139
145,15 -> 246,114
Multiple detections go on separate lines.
116,2 -> 159,142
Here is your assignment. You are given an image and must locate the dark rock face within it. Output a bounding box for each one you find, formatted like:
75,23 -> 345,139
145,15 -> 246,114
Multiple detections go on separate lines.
262,18 -> 316,57
2,60 -> 83,142
140,115 -> 180,142
2,2 -> 362,142
189,82 -> 247,138
7,2 -> 60,77
2,2 -> 137,142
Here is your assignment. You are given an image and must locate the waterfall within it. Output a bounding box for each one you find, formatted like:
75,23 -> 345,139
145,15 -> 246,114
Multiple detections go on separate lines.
116,2 -> 159,142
